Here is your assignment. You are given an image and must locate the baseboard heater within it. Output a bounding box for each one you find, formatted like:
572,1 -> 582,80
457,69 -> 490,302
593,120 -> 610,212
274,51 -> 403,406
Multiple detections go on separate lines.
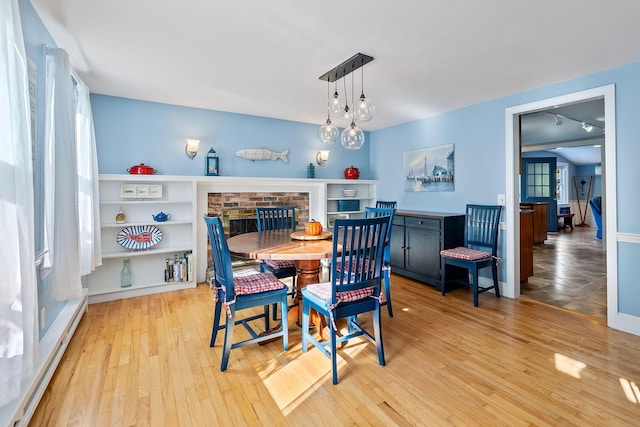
0,290 -> 88,427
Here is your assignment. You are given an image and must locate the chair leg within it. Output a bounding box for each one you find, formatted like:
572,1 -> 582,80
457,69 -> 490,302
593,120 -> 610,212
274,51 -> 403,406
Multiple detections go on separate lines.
383,268 -> 393,317
492,261 -> 500,298
301,299 -> 309,352
264,305 -> 270,331
220,309 -> 236,371
373,305 -> 386,367
441,258 -> 448,296
471,266 -> 479,307
330,320 -> 338,385
210,299 -> 223,347
280,294 -> 289,351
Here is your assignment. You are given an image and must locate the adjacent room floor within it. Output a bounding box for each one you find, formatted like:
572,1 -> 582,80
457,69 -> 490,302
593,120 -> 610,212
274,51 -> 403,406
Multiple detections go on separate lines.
521,225 -> 607,320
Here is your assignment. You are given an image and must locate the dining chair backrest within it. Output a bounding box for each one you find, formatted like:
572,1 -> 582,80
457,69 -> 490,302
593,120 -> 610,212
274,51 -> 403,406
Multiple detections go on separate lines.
376,201 -> 397,209
364,207 -> 395,262
464,204 -> 502,256
204,216 -> 237,302
331,216 -> 389,304
256,206 -> 297,231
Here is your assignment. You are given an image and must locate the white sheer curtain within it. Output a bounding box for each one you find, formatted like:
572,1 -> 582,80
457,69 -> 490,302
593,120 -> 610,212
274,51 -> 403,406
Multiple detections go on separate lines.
74,76 -> 102,275
0,0 -> 38,406
42,47 -> 83,300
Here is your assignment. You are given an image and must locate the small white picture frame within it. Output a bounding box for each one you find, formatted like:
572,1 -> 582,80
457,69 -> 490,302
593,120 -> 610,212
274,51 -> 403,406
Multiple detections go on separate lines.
120,184 -> 137,198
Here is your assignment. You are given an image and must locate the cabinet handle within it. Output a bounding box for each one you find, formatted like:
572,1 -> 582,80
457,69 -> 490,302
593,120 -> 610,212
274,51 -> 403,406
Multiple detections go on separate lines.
418,221 -> 423,225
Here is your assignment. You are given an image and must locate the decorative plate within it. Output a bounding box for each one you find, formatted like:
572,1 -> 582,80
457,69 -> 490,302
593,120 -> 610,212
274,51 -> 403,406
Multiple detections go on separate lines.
117,225 -> 163,250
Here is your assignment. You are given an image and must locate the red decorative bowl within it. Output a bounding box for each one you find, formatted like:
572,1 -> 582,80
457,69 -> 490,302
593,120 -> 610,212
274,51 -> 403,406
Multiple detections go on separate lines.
127,163 -> 157,175
344,165 -> 360,179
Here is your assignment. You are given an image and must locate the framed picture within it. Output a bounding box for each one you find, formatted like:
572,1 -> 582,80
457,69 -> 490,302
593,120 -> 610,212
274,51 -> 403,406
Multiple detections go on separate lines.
403,144 -> 454,192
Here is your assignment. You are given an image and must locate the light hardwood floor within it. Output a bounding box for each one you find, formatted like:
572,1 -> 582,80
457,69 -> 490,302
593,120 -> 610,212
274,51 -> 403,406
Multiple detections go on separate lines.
31,273 -> 640,426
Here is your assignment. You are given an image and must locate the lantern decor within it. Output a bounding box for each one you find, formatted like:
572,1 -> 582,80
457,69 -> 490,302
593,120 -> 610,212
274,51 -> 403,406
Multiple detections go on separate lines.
205,148 -> 219,176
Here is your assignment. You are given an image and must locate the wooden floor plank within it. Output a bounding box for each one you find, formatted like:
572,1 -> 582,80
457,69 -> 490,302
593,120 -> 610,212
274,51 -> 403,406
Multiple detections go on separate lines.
31,273 -> 640,426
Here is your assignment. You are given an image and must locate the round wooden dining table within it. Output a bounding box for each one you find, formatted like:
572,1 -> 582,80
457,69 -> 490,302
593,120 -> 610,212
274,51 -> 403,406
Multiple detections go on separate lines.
226,229 -> 334,334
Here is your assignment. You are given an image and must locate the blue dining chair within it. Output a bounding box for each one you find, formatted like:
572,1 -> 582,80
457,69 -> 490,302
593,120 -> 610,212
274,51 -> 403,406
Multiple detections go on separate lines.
440,205 -> 502,307
364,207 -> 395,316
376,200 -> 397,209
256,206 -> 298,318
204,215 -> 289,371
302,216 -> 389,384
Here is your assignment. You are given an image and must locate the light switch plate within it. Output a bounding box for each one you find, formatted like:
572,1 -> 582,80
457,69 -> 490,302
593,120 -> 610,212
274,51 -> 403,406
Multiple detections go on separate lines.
497,194 -> 506,205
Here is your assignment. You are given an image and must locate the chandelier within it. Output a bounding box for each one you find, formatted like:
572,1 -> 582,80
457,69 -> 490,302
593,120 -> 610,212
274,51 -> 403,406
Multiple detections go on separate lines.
318,53 -> 375,149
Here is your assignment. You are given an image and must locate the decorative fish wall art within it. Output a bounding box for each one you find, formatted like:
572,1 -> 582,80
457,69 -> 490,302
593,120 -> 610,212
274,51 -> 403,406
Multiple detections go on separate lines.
235,147 -> 289,163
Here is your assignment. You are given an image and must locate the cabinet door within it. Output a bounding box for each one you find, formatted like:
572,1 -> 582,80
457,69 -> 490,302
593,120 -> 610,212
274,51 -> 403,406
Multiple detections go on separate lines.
389,224 -> 406,268
406,227 -> 441,282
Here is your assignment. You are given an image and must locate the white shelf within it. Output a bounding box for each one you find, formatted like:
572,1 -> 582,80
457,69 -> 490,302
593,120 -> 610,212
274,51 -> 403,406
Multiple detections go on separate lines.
102,246 -> 193,259
325,181 -> 377,224
328,210 -> 364,215
88,281 -> 195,304
87,175 -> 198,303
102,220 -> 192,228
101,199 -> 193,205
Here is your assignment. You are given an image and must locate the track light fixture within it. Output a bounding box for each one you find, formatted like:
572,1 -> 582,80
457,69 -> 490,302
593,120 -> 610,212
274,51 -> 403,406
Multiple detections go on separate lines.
545,112 -> 603,133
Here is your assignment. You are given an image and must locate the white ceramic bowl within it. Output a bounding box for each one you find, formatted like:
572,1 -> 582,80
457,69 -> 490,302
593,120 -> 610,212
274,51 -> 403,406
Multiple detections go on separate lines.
343,189 -> 358,198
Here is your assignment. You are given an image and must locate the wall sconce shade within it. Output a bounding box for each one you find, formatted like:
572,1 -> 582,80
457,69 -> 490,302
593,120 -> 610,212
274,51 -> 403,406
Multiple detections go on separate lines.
316,150 -> 330,166
185,138 -> 200,159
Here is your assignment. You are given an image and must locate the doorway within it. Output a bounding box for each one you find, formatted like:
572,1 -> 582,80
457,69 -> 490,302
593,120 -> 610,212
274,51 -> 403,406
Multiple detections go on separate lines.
518,100 -> 605,318
504,85 -> 617,329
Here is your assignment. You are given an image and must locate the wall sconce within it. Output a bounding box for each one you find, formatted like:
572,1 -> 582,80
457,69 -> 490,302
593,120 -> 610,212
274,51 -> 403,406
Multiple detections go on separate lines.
185,138 -> 200,159
316,150 -> 330,166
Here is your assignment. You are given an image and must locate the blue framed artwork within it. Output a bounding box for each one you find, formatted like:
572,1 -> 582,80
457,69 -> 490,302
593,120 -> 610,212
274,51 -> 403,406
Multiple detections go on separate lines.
403,144 -> 454,192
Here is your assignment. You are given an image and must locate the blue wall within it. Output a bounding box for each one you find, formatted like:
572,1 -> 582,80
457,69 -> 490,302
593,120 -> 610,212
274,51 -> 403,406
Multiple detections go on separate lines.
91,94 -> 371,179
19,0 -> 64,337
370,62 -> 640,317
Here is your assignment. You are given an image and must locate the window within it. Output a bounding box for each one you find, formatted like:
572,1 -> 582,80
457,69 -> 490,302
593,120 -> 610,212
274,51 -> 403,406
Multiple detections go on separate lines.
556,162 -> 569,205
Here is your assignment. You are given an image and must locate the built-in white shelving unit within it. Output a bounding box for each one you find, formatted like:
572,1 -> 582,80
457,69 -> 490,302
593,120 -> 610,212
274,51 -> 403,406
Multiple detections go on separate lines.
87,175 -> 197,303
325,179 -> 377,226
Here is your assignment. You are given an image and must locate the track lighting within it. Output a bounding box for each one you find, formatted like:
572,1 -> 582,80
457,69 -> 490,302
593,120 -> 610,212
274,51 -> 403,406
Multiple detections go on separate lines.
582,122 -> 593,132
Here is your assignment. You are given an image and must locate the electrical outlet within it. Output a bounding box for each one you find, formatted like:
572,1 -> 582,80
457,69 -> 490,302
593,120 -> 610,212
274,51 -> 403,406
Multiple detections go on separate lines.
497,194 -> 506,205
40,307 -> 46,330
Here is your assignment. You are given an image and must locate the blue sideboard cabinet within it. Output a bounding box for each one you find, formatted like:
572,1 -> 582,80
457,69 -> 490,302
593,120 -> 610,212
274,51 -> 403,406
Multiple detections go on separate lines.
390,210 -> 465,290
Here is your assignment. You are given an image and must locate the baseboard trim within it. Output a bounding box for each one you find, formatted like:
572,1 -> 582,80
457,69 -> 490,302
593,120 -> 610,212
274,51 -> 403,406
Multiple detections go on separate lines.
0,290 -> 87,426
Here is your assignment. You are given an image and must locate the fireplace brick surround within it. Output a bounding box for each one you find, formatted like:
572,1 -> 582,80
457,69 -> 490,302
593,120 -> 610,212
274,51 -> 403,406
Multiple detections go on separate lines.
207,191 -> 310,228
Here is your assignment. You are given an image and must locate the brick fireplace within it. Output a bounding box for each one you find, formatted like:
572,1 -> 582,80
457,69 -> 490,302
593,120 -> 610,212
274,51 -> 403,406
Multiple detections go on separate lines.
207,191 -> 310,233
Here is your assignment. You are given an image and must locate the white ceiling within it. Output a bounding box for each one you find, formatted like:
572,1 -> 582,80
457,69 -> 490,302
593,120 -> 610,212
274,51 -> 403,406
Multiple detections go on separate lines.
30,0 -> 640,133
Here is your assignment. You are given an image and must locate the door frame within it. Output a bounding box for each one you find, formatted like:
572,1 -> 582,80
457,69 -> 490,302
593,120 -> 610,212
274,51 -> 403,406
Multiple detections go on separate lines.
504,85 -> 618,328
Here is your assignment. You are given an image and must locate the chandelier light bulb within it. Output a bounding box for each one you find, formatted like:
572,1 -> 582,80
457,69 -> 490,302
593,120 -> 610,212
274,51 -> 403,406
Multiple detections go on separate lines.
341,120 -> 365,150
318,116 -> 339,144
343,104 -> 352,121
354,92 -> 375,122
328,90 -> 345,118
